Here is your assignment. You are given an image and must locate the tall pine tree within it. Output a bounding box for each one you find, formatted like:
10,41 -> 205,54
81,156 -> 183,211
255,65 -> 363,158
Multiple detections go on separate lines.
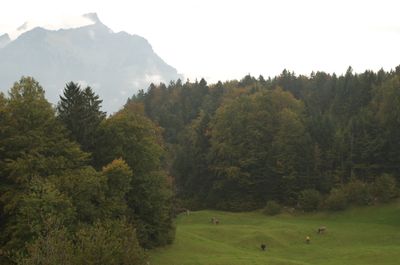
57,82 -> 105,154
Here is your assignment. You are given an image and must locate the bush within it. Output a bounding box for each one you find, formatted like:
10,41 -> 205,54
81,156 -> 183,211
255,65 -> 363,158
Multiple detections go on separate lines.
373,174 -> 398,202
298,189 -> 322,212
18,220 -> 147,265
325,188 -> 348,211
343,179 -> 373,206
15,227 -> 74,265
75,220 -> 147,265
214,196 -> 259,212
263,200 -> 282,216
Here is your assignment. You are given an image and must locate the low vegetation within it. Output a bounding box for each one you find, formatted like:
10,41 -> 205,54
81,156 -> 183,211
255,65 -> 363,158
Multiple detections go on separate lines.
150,201 -> 400,265
263,201 -> 282,216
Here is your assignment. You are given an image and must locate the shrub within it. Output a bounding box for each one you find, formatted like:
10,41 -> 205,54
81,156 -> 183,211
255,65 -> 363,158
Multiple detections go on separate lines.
75,220 -> 147,265
325,188 -> 348,211
298,189 -> 322,212
17,220 -> 147,265
15,227 -> 74,265
215,196 -> 259,212
373,174 -> 398,202
344,179 -> 373,206
263,200 -> 282,216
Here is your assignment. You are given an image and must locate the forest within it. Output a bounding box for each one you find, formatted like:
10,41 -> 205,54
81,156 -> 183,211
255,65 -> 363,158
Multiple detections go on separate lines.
1,66 -> 400,264
129,66 -> 400,211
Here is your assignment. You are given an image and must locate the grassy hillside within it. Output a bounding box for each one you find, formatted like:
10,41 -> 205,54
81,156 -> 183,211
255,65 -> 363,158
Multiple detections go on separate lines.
150,202 -> 400,265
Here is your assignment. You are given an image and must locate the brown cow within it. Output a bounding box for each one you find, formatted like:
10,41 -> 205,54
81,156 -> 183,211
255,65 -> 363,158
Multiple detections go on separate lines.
317,226 -> 327,234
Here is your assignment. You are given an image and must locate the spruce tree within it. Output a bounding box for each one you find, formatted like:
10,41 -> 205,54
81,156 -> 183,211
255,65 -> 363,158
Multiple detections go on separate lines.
57,82 -> 105,154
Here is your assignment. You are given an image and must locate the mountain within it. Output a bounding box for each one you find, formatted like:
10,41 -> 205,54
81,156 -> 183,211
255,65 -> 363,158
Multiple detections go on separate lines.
0,34 -> 10,48
0,13 -> 181,113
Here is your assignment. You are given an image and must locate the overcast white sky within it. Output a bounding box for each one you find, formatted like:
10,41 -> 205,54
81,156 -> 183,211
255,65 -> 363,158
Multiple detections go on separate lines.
1,0 -> 400,82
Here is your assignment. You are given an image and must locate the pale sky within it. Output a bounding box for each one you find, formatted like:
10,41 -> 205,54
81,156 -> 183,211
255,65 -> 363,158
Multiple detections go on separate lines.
1,0 -> 400,83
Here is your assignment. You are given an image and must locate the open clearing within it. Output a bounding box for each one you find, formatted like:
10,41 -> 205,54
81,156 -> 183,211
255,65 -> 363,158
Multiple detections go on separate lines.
150,202 -> 400,265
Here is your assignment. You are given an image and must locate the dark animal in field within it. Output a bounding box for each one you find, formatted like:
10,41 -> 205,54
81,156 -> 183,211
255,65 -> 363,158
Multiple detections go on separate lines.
317,226 -> 327,234
261,244 -> 266,251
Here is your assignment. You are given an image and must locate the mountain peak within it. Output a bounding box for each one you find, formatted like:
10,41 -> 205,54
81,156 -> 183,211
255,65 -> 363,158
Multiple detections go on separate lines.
0,19 -> 181,113
17,22 -> 29,31
0,33 -> 11,48
0,33 -> 10,40
83,13 -> 102,24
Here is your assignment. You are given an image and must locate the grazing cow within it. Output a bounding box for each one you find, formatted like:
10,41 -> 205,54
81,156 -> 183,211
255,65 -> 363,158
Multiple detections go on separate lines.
210,217 -> 220,224
261,244 -> 267,251
306,236 -> 310,244
317,226 -> 327,234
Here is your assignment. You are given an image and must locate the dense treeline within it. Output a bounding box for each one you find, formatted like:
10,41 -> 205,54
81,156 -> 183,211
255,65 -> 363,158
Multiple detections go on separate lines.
0,78 -> 174,264
129,66 -> 400,211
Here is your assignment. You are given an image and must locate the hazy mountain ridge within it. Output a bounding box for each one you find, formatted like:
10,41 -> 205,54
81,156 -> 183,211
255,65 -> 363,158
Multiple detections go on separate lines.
0,33 -> 10,48
0,13 -> 181,113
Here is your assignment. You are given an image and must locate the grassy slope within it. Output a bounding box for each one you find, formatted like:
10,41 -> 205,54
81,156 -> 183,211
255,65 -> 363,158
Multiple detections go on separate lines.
150,202 -> 400,265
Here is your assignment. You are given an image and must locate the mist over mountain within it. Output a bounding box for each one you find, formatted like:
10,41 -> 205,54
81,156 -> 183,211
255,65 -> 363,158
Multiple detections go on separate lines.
0,13 -> 181,113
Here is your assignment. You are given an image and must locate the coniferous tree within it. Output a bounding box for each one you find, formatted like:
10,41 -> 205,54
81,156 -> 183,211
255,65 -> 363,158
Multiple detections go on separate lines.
57,82 -> 105,154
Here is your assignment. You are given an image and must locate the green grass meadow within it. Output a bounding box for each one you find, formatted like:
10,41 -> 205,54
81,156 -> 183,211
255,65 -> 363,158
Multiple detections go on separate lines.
150,202 -> 400,265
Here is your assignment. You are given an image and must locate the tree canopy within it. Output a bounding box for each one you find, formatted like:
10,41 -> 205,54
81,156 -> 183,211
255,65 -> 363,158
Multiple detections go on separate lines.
0,77 -> 174,264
